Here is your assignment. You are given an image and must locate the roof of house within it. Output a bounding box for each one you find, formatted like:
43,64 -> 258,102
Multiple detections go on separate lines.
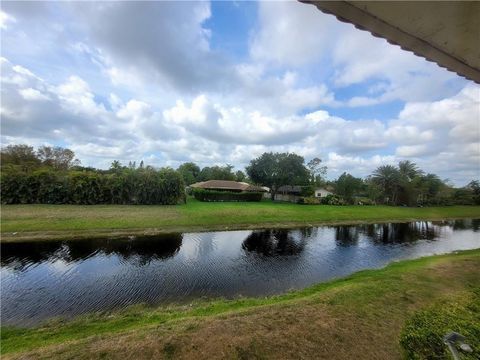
277,185 -> 303,194
190,180 -> 267,192
315,188 -> 333,193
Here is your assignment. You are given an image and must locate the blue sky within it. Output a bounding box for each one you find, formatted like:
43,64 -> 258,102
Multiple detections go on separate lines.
1,1 -> 478,185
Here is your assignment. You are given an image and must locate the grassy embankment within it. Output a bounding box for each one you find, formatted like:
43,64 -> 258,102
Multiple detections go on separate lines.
1,250 -> 479,359
1,199 -> 480,241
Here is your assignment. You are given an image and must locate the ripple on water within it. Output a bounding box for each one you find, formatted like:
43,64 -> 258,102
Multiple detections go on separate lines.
1,219 -> 479,326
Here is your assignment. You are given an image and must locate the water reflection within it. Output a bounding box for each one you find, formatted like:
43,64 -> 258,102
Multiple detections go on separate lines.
452,218 -> 480,231
1,234 -> 183,270
335,226 -> 361,246
242,229 -> 308,256
1,219 -> 479,327
360,222 -> 437,244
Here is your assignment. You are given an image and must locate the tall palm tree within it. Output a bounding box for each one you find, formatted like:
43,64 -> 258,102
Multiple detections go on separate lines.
371,165 -> 401,204
398,160 -> 422,181
397,161 -> 424,205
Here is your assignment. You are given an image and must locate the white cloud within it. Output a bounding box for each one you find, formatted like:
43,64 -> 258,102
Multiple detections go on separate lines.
2,57 -> 478,185
396,145 -> 430,158
117,100 -> 152,121
250,1 -> 339,66
250,1 -> 463,107
325,152 -> 396,178
0,10 -> 16,30
18,87 -> 50,101
54,76 -> 106,115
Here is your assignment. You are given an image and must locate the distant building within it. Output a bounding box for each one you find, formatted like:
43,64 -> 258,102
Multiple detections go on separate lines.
314,188 -> 333,198
274,185 -> 303,202
274,185 -> 333,202
190,180 -> 266,193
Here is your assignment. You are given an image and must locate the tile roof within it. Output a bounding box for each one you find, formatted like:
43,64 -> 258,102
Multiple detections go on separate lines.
190,180 -> 266,192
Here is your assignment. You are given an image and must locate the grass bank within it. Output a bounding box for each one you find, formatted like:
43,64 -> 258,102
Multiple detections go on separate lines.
1,249 -> 479,359
1,200 -> 480,241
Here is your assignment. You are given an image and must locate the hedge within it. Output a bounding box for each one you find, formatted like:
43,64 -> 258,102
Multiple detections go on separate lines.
1,168 -> 185,205
192,188 -> 263,202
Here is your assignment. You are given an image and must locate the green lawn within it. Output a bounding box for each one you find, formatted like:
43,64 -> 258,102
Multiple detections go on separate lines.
2,200 -> 480,241
2,250 -> 479,359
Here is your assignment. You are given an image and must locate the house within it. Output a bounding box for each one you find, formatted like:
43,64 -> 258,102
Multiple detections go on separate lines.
274,185 -> 334,202
189,180 -> 267,202
274,185 -> 303,202
261,186 -> 271,199
190,180 -> 266,193
314,188 -> 333,198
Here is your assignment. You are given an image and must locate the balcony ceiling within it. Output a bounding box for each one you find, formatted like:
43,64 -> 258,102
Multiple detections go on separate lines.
300,1 -> 480,83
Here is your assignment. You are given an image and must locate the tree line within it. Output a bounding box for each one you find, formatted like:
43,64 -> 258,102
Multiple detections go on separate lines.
1,144 -> 479,206
243,153 -> 479,206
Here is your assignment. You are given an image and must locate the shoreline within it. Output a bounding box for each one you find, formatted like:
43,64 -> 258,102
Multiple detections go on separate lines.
2,202 -> 479,242
1,214 -> 478,242
2,249 -> 479,357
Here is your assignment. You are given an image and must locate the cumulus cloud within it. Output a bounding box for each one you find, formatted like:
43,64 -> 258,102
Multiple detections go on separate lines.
18,88 -> 50,101
389,85 -> 480,183
1,1 -> 478,186
67,1 -> 234,92
250,1 -> 339,66
0,10 -> 16,29
250,0 -> 464,106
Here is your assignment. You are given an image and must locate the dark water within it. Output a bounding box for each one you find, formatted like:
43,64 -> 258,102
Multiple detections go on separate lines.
1,219 -> 479,327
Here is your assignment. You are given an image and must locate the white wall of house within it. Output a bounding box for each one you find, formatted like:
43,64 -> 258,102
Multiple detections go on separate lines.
315,188 -> 333,198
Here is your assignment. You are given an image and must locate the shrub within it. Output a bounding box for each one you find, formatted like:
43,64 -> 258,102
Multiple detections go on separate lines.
192,188 -> 263,202
354,197 -> 375,205
321,194 -> 346,205
300,185 -> 315,197
297,196 -> 321,205
400,288 -> 480,360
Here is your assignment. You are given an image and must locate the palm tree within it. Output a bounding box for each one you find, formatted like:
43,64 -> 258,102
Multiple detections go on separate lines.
397,161 -> 425,205
371,165 -> 401,204
398,160 -> 422,181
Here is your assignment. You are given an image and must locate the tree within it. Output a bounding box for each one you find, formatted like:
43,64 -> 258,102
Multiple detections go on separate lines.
37,146 -> 80,170
365,176 -> 383,204
466,180 -> 480,205
371,165 -> 401,204
235,170 -> 246,182
109,160 -> 124,174
1,144 -> 41,171
421,173 -> 444,204
398,160 -> 422,181
335,172 -> 363,204
177,162 -> 201,185
307,157 -> 327,185
198,165 -> 235,181
246,152 -> 310,200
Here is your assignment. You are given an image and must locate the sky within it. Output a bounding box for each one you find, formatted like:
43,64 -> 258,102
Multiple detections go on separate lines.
1,0 -> 479,186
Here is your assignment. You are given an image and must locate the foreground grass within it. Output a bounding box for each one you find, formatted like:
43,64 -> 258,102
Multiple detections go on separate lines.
2,200 -> 479,241
1,250 -> 480,359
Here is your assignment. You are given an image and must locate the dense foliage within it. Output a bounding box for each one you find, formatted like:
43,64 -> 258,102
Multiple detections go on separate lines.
1,145 -> 184,205
176,163 -> 246,185
246,152 -> 310,200
1,168 -> 185,205
335,172 -> 363,203
192,188 -> 263,202
400,288 -> 480,360
176,162 -> 200,186
367,161 -> 480,206
2,144 -> 479,207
